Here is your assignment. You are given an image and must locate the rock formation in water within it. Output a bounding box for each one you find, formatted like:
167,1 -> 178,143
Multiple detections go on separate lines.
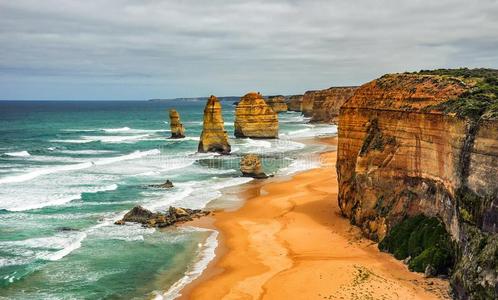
149,179 -> 174,189
234,92 -> 279,138
336,69 -> 498,299
240,154 -> 268,179
301,87 -> 357,122
286,95 -> 303,112
169,109 -> 185,138
115,206 -> 209,227
265,95 -> 288,113
198,95 -> 231,154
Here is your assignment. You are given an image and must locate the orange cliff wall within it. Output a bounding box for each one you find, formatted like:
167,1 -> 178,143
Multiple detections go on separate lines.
335,73 -> 498,298
302,87 -> 358,122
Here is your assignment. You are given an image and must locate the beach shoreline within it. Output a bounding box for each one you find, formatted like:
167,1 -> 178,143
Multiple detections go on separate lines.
174,136 -> 451,300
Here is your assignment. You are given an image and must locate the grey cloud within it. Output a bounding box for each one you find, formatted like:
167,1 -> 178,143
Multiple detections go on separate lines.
0,0 -> 497,100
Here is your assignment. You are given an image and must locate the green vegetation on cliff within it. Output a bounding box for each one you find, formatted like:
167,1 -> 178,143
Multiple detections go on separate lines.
417,68 -> 498,120
379,215 -> 455,275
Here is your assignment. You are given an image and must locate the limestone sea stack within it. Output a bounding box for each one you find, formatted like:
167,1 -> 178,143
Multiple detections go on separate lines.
234,92 -> 278,138
265,95 -> 288,113
198,95 -> 231,154
336,69 -> 498,299
240,154 -> 268,179
169,109 -> 185,138
286,95 -> 303,112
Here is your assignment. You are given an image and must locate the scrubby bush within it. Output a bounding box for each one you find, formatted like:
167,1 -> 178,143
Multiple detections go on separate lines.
379,215 -> 455,274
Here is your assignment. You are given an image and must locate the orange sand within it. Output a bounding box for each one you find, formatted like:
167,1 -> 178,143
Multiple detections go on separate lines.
179,138 -> 450,300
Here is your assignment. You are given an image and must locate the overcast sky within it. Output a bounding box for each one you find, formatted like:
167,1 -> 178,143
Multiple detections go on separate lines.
1,0 -> 497,100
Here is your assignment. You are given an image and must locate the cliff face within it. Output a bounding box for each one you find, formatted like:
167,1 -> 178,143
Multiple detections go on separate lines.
336,71 -> 498,299
235,92 -> 279,138
286,95 -> 303,112
265,95 -> 288,113
311,87 -> 358,123
301,87 -> 358,122
198,95 -> 231,154
169,109 -> 185,138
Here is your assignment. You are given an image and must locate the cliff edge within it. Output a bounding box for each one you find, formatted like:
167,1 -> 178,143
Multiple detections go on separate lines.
336,69 -> 498,299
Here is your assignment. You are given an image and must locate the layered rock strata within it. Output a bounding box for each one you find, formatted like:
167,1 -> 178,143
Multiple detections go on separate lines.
169,109 -> 185,138
286,95 -> 303,112
240,154 -> 268,179
301,87 -> 358,122
198,95 -> 231,154
234,92 -> 279,138
265,95 -> 288,113
336,70 -> 498,299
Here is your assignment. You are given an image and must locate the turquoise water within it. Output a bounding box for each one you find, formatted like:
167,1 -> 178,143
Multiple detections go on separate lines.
0,100 -> 336,299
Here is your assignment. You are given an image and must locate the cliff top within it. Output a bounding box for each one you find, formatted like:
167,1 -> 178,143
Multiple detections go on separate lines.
343,68 -> 498,120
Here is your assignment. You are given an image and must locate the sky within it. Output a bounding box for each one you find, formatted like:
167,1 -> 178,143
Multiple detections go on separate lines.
1,0 -> 497,100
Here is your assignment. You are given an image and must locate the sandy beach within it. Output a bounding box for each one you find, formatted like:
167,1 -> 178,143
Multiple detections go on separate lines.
179,137 -> 450,300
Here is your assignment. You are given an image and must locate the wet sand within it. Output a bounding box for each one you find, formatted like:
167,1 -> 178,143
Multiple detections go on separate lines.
179,137 -> 450,300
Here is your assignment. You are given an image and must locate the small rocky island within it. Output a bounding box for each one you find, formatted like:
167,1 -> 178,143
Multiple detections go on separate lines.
115,206 -> 210,227
240,154 -> 268,179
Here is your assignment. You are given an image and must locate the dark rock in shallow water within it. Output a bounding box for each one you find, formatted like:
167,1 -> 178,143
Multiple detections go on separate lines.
115,205 -> 210,227
149,179 -> 174,189
58,226 -> 78,232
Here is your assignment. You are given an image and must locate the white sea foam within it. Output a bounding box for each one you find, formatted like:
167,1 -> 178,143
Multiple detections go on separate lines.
102,127 -> 169,134
0,149 -> 160,185
81,134 -> 151,143
42,232 -> 87,261
279,157 -> 321,175
58,150 -> 117,155
3,151 -> 31,157
159,228 -> 218,300
280,125 -> 337,139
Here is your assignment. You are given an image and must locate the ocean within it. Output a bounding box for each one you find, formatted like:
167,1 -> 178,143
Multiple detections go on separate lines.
0,100 -> 336,299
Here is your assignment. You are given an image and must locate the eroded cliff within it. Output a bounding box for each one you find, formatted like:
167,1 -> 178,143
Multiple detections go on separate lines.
302,87 -> 358,122
234,92 -> 279,138
265,95 -> 288,113
336,69 -> 498,299
286,95 -> 303,112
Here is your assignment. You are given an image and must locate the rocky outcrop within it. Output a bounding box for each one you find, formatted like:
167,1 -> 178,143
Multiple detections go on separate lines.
265,95 -> 288,113
240,154 -> 268,179
198,95 -> 231,154
301,87 -> 358,122
234,92 -> 279,138
336,69 -> 498,299
149,179 -> 174,189
169,109 -> 185,138
286,95 -> 303,112
115,206 -> 209,227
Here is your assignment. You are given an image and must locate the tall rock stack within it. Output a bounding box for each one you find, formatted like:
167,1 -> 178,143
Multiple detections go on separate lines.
336,70 -> 498,299
169,109 -> 185,138
265,95 -> 288,113
286,95 -> 303,112
234,92 -> 279,138
198,95 -> 231,154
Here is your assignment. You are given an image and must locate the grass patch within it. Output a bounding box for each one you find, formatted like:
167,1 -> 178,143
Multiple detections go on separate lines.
416,68 -> 498,120
379,215 -> 455,274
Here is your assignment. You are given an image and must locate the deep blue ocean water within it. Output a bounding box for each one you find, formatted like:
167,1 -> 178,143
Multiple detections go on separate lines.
0,100 -> 336,299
